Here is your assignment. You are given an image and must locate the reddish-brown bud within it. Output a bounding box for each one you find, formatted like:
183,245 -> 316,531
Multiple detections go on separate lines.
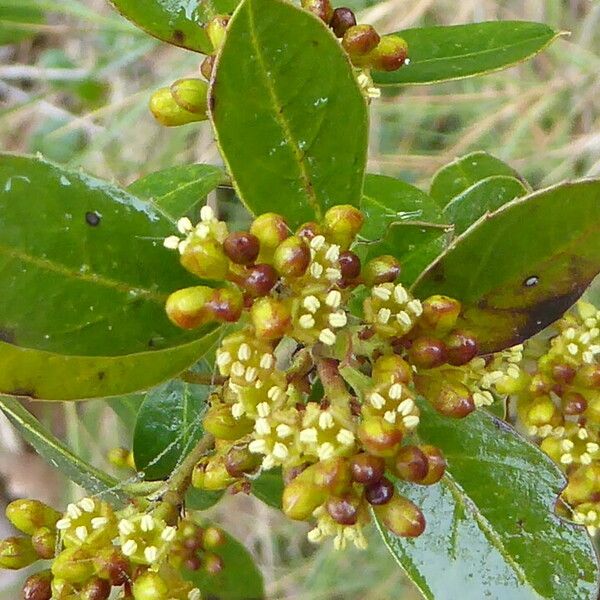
0,536 -> 37,570
409,337 -> 448,369
31,527 -> 56,560
314,457 -> 352,495
93,547 -> 131,586
166,286 -> 214,329
374,495 -> 425,537
330,7 -> 357,37
338,251 -> 361,281
365,477 -> 394,505
370,35 -> 409,72
326,495 -> 360,525
551,363 -> 577,384
250,213 -> 289,252
357,417 -> 403,457
240,264 -> 278,297
394,445 -> 429,482
296,221 -> 322,241
577,365 -> 600,388
421,295 -> 461,333
274,236 -> 311,277
342,25 -> 380,59
431,381 -> 475,418
22,570 -> 52,600
372,355 -> 412,385
420,445 -> 446,485
225,445 -> 261,477
362,255 -> 401,286
80,578 -> 111,600
562,391 -> 588,416
323,205 -> 364,248
250,297 -> 292,340
223,231 -> 260,265
301,0 -> 333,23
445,330 -> 478,366
350,453 -> 385,485
207,287 -> 244,322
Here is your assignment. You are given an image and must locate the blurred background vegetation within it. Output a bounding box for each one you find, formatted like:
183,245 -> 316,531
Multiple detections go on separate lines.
0,0 -> 598,598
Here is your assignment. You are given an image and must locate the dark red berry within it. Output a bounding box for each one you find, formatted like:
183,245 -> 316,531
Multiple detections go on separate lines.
350,453 -> 385,484
394,445 -> 428,482
409,337 -> 448,369
330,7 -> 356,37
445,330 -> 478,366
339,251 -> 361,280
365,477 -> 394,505
342,25 -> 380,57
81,578 -> 111,600
326,495 -> 359,525
22,571 -> 52,600
242,264 -> 278,297
223,232 -> 260,265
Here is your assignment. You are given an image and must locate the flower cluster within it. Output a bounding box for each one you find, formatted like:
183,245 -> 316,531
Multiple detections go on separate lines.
492,302 -> 600,535
0,496 -> 225,599
165,204 -> 506,549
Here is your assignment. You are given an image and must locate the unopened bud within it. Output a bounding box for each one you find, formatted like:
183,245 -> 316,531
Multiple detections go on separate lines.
409,337 -> 448,369
374,494 -> 425,537
394,445 -> 428,483
200,55 -> 216,81
362,255 -> 401,286
31,527 -> 56,560
132,571 -> 168,600
370,35 -> 409,72
357,417 -> 402,457
342,25 -> 380,63
313,457 -> 352,495
577,365 -> 600,388
330,7 -> 356,37
250,213 -> 289,255
350,453 -> 385,485
430,381 -> 475,418
0,536 -> 38,570
301,0 -> 333,23
274,236 -> 311,277
80,577 -> 111,600
419,445 -> 446,485
202,527 -> 226,549
223,231 -> 260,265
192,456 -> 235,491
239,264 -> 278,297
296,221 -> 322,241
372,355 -> 412,385
93,547 -> 130,586
282,468 -> 326,521
206,15 -> 230,52
204,552 -> 224,575
203,404 -> 254,440
207,287 -> 244,323
323,205 -> 364,249
562,391 -> 587,416
250,297 -> 292,340
180,238 -> 230,280
338,251 -> 361,282
421,295 -> 461,333
51,547 -> 94,583
326,494 -> 360,525
445,330 -> 478,366
6,500 -> 60,536
149,87 -> 207,127
170,78 -> 209,114
166,286 -> 214,329
225,445 -> 261,477
365,477 -> 394,506
22,570 -> 52,600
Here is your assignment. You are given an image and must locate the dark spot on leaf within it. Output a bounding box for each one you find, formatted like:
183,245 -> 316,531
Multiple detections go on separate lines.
427,263 -> 445,284
516,518 -> 524,530
9,388 -> 37,399
0,328 -> 16,344
172,29 -> 185,44
524,275 -> 539,287
97,371 -> 105,381
85,211 -> 101,226
311,40 -> 318,47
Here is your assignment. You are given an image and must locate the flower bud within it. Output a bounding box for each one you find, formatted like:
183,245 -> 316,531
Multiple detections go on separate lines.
202,527 -> 226,549
203,405 -> 254,440
296,221 -> 322,241
562,391 -> 587,416
445,330 -> 478,366
577,365 -> 600,388
365,477 -> 394,506
374,495 -> 425,537
409,337 -> 448,369
200,55 -> 215,81
326,495 -> 360,525
313,457 -> 352,495
362,255 -> 401,286
206,15 -> 229,52
93,547 -> 130,586
421,295 -> 461,334
250,213 -> 289,254
149,87 -> 207,127
342,25 -> 380,62
180,238 -> 230,280
52,547 -> 94,583
274,236 -> 311,277
372,355 -> 412,385
525,397 -> 561,427
551,363 -> 576,384
282,469 -> 326,521
6,500 -> 60,536
22,570 -> 52,600
225,445 -> 261,477
323,205 -> 364,248
301,0 -> 333,23
240,264 -> 278,297
80,577 -> 111,600
193,456 -> 236,491
357,417 -> 402,457
330,7 -> 356,37
170,78 -> 209,114
108,447 -> 135,470
370,35 -> 409,72
132,571 -> 168,600
166,286 -> 214,329
223,232 -> 260,265
419,445 -> 446,485
250,297 -> 292,340
430,381 -> 475,418
204,552 -> 224,575
338,250 -> 361,282
206,287 -> 244,323
394,445 -> 428,482
350,453 -> 385,485
31,527 -> 56,560
0,536 -> 38,570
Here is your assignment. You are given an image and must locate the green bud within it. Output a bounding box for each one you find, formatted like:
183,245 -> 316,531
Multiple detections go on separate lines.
357,417 -> 402,457
374,494 -> 425,537
132,571 -> 168,600
202,527 -> 226,549
313,457 -> 352,495
22,569 -> 53,600
166,286 -> 214,330
31,527 -> 56,559
51,547 -> 95,583
192,456 -> 236,491
149,87 -> 207,127
250,297 -> 292,340
225,445 -> 261,477
0,536 -> 38,570
273,236 -> 311,277
180,238 -> 230,280
370,35 -> 408,72
419,445 -> 446,485
250,213 -> 289,255
203,404 -> 254,440
362,255 -> 401,286
206,15 -> 230,52
372,355 -> 412,385
108,447 -> 135,470
282,472 -> 326,521
170,78 -> 209,115
6,499 -> 60,535
323,204 -> 364,248
421,295 -> 461,334
301,0 -> 333,23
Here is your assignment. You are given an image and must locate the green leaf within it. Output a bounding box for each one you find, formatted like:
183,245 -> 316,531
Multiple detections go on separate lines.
0,5 -> 44,45
0,396 -> 128,504
373,21 -> 561,86
0,328 -> 222,401
443,175 -> 528,234
106,393 -> 144,429
412,179 -> 600,353
108,0 -> 239,53
430,151 -> 526,207
184,526 -> 264,599
358,174 -> 451,286
251,469 -> 284,508
210,0 -> 368,228
375,400 -> 599,600
186,487 -> 224,510
133,379 -> 208,481
127,164 -> 227,222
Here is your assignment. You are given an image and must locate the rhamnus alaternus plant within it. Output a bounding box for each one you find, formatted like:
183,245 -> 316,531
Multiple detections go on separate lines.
1,1 -> 600,599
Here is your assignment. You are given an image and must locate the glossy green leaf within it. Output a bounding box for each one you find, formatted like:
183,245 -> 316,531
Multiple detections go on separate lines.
358,174 -> 451,286
374,21 -> 561,86
184,526 -> 264,599
106,393 -> 144,428
413,180 -> 600,353
0,327 -> 221,401
127,164 -> 227,222
0,396 -> 128,504
251,469 -> 284,508
0,5 -> 44,45
210,0 -> 368,227
133,379 -> 208,481
375,400 -> 599,600
430,151 -> 526,207
108,0 -> 239,53
443,175 -> 528,234
0,153 -> 212,357
186,487 -> 224,510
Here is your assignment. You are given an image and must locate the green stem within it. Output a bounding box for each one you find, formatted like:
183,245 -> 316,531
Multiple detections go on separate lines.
315,357 -> 352,403
167,433 -> 216,498
180,371 -> 226,386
